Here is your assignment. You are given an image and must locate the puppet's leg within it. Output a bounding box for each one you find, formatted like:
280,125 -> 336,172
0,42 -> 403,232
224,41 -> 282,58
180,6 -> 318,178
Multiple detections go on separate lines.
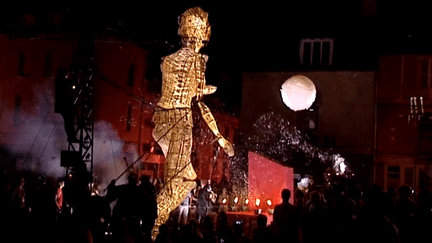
151,109 -> 196,240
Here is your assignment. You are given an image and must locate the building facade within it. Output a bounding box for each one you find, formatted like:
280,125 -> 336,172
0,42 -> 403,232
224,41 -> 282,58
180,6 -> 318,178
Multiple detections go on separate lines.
375,55 -> 432,192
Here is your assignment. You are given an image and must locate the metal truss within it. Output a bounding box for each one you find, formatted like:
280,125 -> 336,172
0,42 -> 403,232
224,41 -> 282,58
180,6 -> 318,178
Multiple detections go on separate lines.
67,33 -> 95,175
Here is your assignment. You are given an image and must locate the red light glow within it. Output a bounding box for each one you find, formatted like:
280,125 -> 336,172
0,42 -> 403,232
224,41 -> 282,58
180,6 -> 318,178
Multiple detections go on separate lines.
248,151 -> 294,209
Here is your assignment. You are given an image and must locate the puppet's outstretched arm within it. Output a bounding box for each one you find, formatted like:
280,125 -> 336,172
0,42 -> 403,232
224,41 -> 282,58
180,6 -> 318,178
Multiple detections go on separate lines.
198,101 -> 234,157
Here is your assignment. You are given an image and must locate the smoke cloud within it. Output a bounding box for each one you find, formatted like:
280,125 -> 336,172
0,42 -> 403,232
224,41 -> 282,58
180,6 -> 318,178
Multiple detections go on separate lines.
0,80 -> 133,191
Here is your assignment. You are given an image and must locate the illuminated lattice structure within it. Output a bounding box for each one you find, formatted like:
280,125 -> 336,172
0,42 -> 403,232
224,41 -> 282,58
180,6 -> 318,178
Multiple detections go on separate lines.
177,7 -> 211,42
151,7 -> 233,238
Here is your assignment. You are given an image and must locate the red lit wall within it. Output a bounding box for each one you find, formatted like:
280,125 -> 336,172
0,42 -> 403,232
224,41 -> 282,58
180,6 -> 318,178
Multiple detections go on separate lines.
248,151 -> 294,211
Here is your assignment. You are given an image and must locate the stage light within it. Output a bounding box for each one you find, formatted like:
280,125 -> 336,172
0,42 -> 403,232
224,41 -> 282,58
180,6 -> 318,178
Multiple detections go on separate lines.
244,198 -> 249,205
255,200 -> 262,214
280,75 -> 316,111
234,196 -> 239,204
255,199 -> 260,207
267,200 -> 272,206
72,85 -> 76,89
222,198 -> 227,204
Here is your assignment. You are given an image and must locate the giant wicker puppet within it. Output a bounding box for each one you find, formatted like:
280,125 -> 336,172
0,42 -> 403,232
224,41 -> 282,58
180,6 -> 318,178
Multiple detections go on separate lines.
151,7 -> 234,238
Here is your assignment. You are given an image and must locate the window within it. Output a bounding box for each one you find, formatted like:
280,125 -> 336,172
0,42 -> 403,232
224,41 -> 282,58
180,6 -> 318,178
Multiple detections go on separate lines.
388,166 -> 401,188
300,38 -> 334,66
126,104 -> 132,131
128,64 -> 135,87
388,166 -> 400,179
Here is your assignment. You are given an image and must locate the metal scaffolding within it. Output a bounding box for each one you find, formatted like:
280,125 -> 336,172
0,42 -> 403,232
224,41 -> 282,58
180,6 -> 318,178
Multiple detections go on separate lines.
66,33 -> 95,176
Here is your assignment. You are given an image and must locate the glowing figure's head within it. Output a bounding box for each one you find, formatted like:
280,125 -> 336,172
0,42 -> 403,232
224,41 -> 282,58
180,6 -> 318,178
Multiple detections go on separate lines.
178,7 -> 211,52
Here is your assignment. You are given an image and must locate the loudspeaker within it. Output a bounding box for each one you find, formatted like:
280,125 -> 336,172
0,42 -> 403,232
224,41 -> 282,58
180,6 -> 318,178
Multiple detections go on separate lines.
61,151 -> 82,167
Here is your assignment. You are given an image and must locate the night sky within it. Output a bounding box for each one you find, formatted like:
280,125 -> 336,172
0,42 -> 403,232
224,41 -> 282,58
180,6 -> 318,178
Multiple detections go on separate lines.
1,2 -> 367,60
3,1 -> 432,113
3,1 -> 430,64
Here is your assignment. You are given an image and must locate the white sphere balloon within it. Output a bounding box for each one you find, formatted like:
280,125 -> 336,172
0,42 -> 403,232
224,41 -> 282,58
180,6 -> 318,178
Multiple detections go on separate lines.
280,75 -> 316,111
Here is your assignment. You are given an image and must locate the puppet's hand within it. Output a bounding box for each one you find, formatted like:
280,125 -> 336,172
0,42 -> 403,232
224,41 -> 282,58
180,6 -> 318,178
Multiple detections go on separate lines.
217,136 -> 234,157
203,85 -> 217,95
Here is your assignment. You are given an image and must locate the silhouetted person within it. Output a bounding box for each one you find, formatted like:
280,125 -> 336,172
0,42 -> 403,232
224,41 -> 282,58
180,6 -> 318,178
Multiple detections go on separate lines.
302,191 -> 330,243
9,176 -> 29,243
202,216 -> 216,243
155,224 -> 170,243
271,189 -> 301,243
413,189 -> 432,242
178,191 -> 192,225
88,194 -> 111,243
394,185 -> 418,243
252,214 -> 272,243
362,184 -> 383,215
12,176 -> 26,212
139,175 -> 158,242
215,211 -> 234,243
180,219 -> 203,243
358,186 -> 399,243
196,182 -> 212,223
294,189 -> 306,213
55,180 -> 64,216
227,219 -> 252,243
384,186 -> 397,220
106,173 -> 143,242
329,184 -> 358,243
64,162 -> 92,220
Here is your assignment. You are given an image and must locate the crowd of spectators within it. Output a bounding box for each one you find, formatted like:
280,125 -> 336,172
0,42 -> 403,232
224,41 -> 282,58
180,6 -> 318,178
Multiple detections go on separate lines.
1,166 -> 431,243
